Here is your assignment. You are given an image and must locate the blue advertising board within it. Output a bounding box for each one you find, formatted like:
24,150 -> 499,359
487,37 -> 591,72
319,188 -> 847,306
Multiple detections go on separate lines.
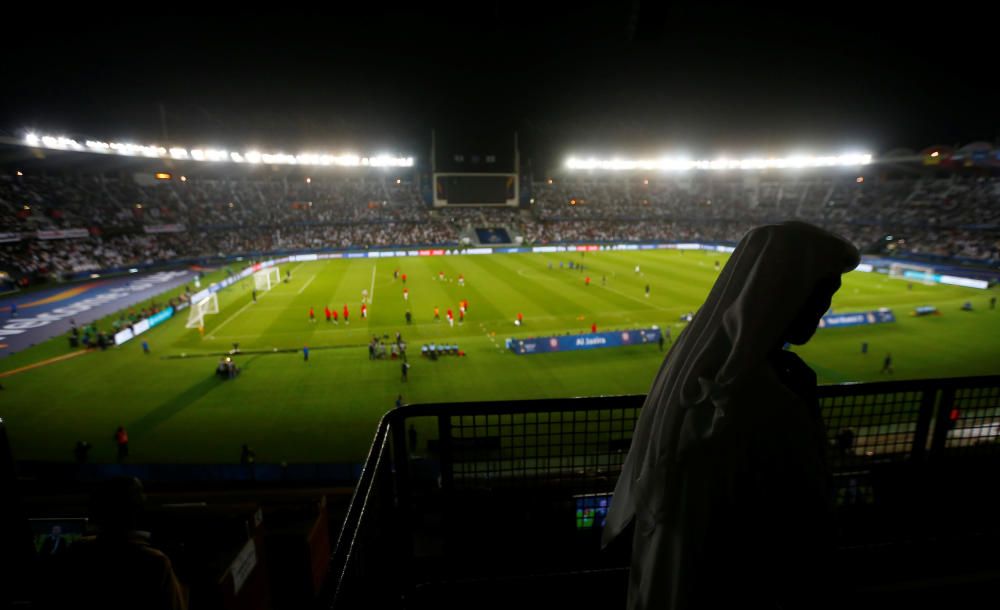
817,309 -> 896,329
507,327 -> 662,355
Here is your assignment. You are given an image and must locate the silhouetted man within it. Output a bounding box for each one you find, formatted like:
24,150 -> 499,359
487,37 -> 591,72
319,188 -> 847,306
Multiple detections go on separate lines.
46,477 -> 187,610
39,525 -> 67,557
606,222 -> 860,610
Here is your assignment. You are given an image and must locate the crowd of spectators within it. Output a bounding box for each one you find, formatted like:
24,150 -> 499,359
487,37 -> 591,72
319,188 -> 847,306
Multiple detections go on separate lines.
532,174 -> 1000,226
0,173 -> 428,231
529,174 -> 1000,260
1,169 -> 997,279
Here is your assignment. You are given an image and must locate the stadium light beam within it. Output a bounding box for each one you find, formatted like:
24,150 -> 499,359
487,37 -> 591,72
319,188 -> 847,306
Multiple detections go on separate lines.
21,132 -> 414,168
565,152 -> 873,172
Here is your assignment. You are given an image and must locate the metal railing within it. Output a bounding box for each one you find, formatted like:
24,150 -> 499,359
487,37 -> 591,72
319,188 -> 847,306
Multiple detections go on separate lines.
326,375 -> 1000,609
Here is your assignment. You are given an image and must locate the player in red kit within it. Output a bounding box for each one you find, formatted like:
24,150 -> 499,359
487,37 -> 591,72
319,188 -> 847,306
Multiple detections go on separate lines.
343,304 -> 350,325
325,306 -> 332,322
447,308 -> 454,327
401,273 -> 407,284
361,303 -> 368,319
309,307 -> 315,323
332,309 -> 339,325
585,276 -> 591,286
591,322 -> 597,333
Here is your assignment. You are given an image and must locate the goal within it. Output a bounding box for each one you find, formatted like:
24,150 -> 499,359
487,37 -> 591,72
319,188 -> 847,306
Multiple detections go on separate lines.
186,293 -> 220,329
254,267 -> 281,292
888,262 -> 936,286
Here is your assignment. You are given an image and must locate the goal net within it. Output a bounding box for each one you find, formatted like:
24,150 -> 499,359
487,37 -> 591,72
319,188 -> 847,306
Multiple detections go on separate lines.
186,293 -> 219,329
888,262 -> 936,285
254,267 -> 281,292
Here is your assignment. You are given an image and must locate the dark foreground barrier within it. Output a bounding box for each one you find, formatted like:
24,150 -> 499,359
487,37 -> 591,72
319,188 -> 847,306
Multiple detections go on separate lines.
327,375 -> 1000,609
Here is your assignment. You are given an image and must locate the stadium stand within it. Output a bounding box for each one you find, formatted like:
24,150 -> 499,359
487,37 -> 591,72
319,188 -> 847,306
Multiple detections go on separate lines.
529,174 -> 1000,260
1,155 -> 998,283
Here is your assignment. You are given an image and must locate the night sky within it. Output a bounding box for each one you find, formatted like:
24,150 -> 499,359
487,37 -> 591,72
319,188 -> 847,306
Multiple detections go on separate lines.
1,2 -> 997,169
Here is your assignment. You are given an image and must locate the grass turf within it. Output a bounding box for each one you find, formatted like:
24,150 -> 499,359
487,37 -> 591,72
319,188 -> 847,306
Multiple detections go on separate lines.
2,250 -> 998,465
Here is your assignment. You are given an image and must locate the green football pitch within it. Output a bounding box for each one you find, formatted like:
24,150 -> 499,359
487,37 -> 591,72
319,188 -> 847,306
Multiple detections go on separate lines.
2,250 -> 998,465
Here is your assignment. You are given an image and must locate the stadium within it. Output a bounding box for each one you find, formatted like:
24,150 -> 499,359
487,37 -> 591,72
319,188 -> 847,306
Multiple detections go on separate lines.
2,134 -> 999,467
2,6 -> 999,610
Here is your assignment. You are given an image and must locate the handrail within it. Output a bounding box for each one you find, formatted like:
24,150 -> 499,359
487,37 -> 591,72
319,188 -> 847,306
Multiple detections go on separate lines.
325,411 -> 393,607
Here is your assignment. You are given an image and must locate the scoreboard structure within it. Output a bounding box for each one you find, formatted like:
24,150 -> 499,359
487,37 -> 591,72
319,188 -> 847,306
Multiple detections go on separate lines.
432,129 -> 519,207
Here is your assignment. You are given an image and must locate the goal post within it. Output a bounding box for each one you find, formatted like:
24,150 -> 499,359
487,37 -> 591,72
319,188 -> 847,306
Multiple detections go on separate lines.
186,293 -> 220,329
254,266 -> 281,292
888,262 -> 936,285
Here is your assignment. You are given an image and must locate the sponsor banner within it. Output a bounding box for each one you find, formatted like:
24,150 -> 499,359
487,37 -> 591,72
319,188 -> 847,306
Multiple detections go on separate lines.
131,319 -> 151,335
855,263 -> 874,273
147,306 -> 174,328
902,270 -> 936,282
818,309 -> 896,329
292,253 -> 319,262
465,248 -> 493,255
939,275 -> 989,290
899,269 -> 989,289
507,327 -> 662,355
36,228 -> 89,240
189,289 -> 211,304
115,306 -> 175,345
143,224 -> 186,234
0,232 -> 22,243
532,246 -> 559,253
575,245 -> 599,252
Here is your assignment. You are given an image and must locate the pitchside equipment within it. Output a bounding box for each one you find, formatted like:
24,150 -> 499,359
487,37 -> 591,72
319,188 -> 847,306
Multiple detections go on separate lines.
254,267 -> 281,292
889,262 -> 936,286
186,293 -> 219,329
